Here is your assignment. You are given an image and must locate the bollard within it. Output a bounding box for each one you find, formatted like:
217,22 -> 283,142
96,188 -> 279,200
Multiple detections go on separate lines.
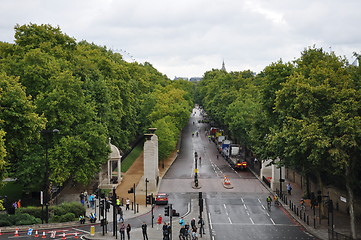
90,226 -> 95,236
131,202 -> 134,210
303,212 -> 306,222
137,203 -> 139,213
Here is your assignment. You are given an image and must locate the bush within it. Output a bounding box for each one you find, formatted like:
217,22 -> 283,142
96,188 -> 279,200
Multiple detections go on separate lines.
0,213 -> 41,226
52,202 -> 85,218
10,213 -> 41,225
57,212 -> 75,222
17,206 -> 42,218
0,214 -> 11,227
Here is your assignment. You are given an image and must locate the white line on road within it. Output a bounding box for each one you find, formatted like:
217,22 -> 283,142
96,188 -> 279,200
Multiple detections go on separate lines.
250,218 -> 255,224
258,198 -> 262,204
261,205 -> 266,210
223,204 -> 227,209
270,218 -> 276,225
228,217 -> 232,224
241,198 -> 244,203
244,204 -> 247,210
208,212 -> 213,230
72,228 -> 90,234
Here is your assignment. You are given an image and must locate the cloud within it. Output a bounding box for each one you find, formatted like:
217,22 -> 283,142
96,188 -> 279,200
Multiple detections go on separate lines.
0,0 -> 360,78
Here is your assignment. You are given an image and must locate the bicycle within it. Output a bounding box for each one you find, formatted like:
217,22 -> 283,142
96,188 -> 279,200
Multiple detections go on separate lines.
267,201 -> 271,211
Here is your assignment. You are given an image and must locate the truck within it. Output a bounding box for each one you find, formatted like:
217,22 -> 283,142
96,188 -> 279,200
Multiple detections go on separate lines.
223,144 -> 247,170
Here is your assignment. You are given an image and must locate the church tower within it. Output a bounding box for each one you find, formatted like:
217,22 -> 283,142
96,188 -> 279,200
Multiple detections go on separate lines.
221,60 -> 226,71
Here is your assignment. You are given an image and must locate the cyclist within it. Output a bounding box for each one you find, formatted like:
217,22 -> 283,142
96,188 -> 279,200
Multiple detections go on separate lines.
300,198 -> 306,211
266,196 -> 273,210
273,194 -> 279,206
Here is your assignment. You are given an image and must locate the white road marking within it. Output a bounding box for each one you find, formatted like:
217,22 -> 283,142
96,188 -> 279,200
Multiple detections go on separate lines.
250,218 -> 255,224
270,218 -> 276,225
228,217 -> 232,224
72,228 -> 89,234
244,204 -> 247,210
208,212 -> 213,230
241,198 -> 244,203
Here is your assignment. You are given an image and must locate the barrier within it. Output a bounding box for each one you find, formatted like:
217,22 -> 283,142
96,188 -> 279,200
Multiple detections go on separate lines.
90,226 -> 95,236
14,228 -> 19,237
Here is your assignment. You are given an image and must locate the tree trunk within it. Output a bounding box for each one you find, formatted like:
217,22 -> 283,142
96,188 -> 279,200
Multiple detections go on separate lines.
345,165 -> 356,239
316,172 -> 325,217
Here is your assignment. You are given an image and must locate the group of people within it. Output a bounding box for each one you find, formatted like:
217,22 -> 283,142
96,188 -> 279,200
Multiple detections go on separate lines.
119,221 -> 132,240
79,191 -> 96,209
177,216 -> 205,240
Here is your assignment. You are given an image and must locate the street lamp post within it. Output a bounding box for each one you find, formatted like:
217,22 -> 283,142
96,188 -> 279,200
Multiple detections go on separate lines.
40,129 -> 59,224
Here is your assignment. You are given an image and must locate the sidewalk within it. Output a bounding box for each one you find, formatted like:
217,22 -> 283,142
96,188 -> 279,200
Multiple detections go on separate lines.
248,166 -> 361,240
83,198 -> 211,240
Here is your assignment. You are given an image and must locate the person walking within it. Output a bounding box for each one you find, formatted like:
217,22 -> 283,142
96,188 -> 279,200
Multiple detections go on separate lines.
118,206 -> 124,222
126,198 -> 130,210
119,221 -> 125,240
79,192 -> 85,206
157,214 -> 163,230
126,223 -> 131,240
191,218 -> 196,230
287,183 -> 292,195
141,222 -> 148,240
167,223 -> 171,240
162,222 -> 168,240
198,216 -> 205,234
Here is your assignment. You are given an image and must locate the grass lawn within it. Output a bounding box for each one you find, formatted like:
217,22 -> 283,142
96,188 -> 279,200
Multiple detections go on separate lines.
121,141 -> 143,172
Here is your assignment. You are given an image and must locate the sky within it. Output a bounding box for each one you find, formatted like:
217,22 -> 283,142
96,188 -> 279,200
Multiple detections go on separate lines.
1,0 -> 360,79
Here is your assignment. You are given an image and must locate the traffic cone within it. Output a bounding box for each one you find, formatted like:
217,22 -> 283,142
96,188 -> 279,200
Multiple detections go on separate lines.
0,229 -> 2,235
74,232 -> 79,239
14,228 -> 19,237
34,230 -> 39,237
41,231 -> 46,238
62,232 -> 67,239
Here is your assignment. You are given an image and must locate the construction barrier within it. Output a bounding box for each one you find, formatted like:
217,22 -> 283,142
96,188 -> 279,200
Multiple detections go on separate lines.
224,176 -> 231,185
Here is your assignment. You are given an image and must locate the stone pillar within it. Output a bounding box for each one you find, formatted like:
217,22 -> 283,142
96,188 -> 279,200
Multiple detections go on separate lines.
271,158 -> 285,192
142,133 -> 159,191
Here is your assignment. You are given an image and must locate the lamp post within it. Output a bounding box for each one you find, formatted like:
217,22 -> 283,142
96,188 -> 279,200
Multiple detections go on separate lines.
40,129 -> 59,224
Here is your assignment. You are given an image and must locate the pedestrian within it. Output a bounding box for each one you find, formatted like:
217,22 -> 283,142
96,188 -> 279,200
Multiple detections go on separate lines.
84,190 -> 89,207
167,223 -> 171,240
118,206 -> 124,222
179,216 -> 185,226
126,198 -> 130,210
16,199 -> 21,208
126,223 -> 131,240
287,183 -> 292,195
89,194 -> 95,209
191,218 -> 196,229
141,222 -> 148,240
157,214 -> 163,230
79,215 -> 85,224
119,221 -> 125,240
79,192 -> 85,206
162,222 -> 168,240
198,216 -> 205,234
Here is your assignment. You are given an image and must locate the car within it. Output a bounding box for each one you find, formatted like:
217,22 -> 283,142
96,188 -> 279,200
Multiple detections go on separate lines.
155,193 -> 168,205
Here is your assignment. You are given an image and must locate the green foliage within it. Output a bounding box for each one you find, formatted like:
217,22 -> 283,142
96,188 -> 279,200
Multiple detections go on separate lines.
51,212 -> 76,223
16,206 -> 42,218
0,23 -> 193,193
0,213 -> 41,226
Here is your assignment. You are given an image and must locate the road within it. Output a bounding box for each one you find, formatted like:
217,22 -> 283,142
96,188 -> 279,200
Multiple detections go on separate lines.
160,107 -> 318,239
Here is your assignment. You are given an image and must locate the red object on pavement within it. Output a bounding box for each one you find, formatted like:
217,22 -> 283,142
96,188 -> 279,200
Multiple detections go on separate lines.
34,230 -> 39,237
41,231 -> 46,238
14,228 -> 19,237
74,232 -> 79,239
62,232 -> 67,239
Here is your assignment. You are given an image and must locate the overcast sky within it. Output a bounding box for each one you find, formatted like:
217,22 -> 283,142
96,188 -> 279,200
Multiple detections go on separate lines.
1,0 -> 360,79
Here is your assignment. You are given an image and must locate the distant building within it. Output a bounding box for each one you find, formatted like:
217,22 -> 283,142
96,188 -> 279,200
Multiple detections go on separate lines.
174,77 -> 189,81
221,60 -> 226,71
189,77 -> 202,82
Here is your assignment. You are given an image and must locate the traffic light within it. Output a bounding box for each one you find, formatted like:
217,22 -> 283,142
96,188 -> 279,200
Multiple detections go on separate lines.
128,187 -> 134,194
146,195 -> 152,204
164,206 -> 170,216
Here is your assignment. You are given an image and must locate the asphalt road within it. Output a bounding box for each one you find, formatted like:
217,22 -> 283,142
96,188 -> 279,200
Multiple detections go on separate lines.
160,107 -> 318,240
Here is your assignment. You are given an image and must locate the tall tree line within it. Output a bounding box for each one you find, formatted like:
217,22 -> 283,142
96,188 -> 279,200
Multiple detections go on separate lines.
196,48 -> 361,238
0,24 -> 193,195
